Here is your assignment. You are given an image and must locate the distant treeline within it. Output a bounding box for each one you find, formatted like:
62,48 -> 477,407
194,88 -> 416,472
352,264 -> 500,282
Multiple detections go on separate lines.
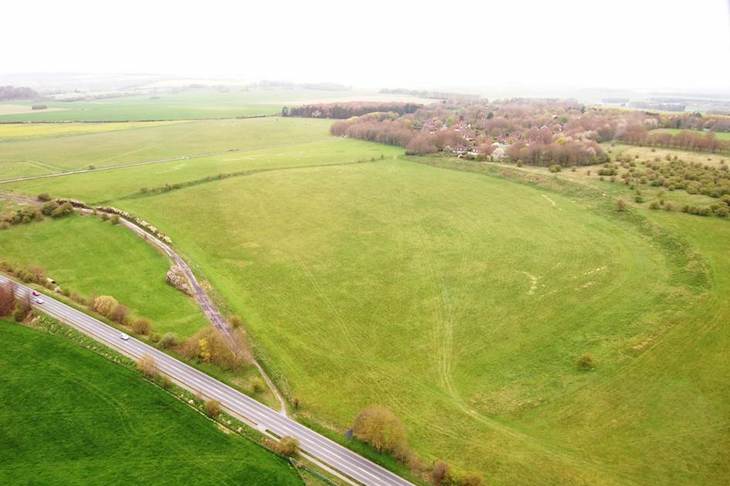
619,127 -> 730,153
282,101 -> 422,119
0,86 -> 39,101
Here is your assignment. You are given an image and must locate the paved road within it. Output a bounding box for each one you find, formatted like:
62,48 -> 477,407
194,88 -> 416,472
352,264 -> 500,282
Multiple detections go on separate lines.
76,207 -> 288,414
1,275 -> 413,486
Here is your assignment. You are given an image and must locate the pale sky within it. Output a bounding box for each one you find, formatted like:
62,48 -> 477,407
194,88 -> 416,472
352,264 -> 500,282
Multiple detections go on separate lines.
3,0 -> 729,92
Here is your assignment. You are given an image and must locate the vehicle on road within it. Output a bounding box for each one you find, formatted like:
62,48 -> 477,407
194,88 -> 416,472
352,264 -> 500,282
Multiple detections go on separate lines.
120,333 -> 130,341
32,290 -> 40,296
33,297 -> 44,304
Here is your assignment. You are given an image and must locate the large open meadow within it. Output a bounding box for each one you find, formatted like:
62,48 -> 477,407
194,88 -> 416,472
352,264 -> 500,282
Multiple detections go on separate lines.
1,117 -> 728,484
0,87 -> 431,122
0,320 -> 302,485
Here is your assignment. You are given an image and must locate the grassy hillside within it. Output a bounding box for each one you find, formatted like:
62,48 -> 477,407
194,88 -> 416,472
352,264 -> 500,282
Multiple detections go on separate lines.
0,320 -> 301,485
2,118 -> 728,483
116,159 -> 701,483
0,214 -> 205,337
0,118 -> 402,198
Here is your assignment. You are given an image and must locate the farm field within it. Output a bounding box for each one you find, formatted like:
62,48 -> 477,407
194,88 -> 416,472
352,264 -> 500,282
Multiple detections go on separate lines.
2,118 -> 728,484
0,87 -> 431,122
0,214 -> 205,337
0,320 -> 302,485
0,120 -> 182,142
0,118 -> 400,191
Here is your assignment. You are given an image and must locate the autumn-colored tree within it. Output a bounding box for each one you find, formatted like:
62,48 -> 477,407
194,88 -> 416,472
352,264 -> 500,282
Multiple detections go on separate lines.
352,405 -> 408,456
137,354 -> 158,378
198,337 -> 211,362
205,399 -> 221,418
92,295 -> 118,317
0,282 -> 16,316
110,304 -> 128,324
273,436 -> 299,457
132,318 -> 151,335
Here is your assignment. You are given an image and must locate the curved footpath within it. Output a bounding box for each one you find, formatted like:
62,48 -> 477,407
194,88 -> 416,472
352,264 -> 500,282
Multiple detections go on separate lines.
1,275 -> 413,486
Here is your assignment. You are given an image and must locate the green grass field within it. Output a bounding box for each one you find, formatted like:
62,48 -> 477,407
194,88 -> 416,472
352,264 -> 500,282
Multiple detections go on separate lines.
0,87 -> 430,122
1,118 -> 728,484
0,215 -> 205,337
0,320 -> 301,485
0,118 -> 401,193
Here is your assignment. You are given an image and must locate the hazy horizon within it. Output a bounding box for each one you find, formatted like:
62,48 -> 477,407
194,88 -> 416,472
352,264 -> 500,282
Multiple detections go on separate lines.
2,0 -> 729,94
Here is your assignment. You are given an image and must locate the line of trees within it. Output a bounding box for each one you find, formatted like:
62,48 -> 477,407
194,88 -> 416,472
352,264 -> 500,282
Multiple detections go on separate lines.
284,101 -> 421,119
618,126 -> 729,153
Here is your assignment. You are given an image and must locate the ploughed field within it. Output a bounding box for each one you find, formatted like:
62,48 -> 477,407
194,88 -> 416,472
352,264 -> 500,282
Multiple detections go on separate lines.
0,321 -> 302,485
1,117 -> 728,484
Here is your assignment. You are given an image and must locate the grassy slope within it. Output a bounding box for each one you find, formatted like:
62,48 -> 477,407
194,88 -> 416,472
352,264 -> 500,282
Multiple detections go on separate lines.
0,321 -> 301,485
2,119 -> 727,483
0,118 -> 401,198
115,159 -> 700,484
0,215 -> 205,337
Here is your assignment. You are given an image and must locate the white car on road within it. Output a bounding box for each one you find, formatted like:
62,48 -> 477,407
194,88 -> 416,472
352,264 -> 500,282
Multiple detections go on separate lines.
120,333 -> 130,341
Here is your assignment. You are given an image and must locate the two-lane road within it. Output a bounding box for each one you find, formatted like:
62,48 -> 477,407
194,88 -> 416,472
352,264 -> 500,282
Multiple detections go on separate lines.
1,275 -> 413,486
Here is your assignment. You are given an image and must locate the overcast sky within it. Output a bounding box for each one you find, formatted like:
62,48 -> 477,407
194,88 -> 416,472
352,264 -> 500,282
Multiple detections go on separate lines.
3,0 -> 729,92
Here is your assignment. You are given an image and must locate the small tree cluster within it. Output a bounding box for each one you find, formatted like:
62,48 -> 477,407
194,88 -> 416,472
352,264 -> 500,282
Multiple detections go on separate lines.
352,405 -> 409,459
137,354 -> 158,379
272,436 -> 299,457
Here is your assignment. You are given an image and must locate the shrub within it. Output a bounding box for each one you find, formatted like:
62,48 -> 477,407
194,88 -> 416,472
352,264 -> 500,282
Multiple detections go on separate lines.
132,318 -> 151,335
109,304 -> 128,324
13,299 -> 32,322
577,353 -> 595,371
616,199 -> 627,212
352,405 -> 408,456
50,202 -> 74,218
37,193 -> 51,202
249,377 -> 266,394
101,213 -> 109,221
137,354 -> 158,378
204,399 -> 222,418
179,327 -> 248,370
273,436 -> 300,457
41,201 -> 58,216
91,295 -> 118,318
110,215 -> 120,225
548,164 -> 561,173
649,201 -> 660,210
229,315 -> 243,328
634,194 -> 644,203
159,332 -> 179,349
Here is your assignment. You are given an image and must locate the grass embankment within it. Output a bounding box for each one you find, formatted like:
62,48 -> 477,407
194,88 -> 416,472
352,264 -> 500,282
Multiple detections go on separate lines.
0,214 -> 204,337
113,157 -> 701,483
0,319 -> 302,485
